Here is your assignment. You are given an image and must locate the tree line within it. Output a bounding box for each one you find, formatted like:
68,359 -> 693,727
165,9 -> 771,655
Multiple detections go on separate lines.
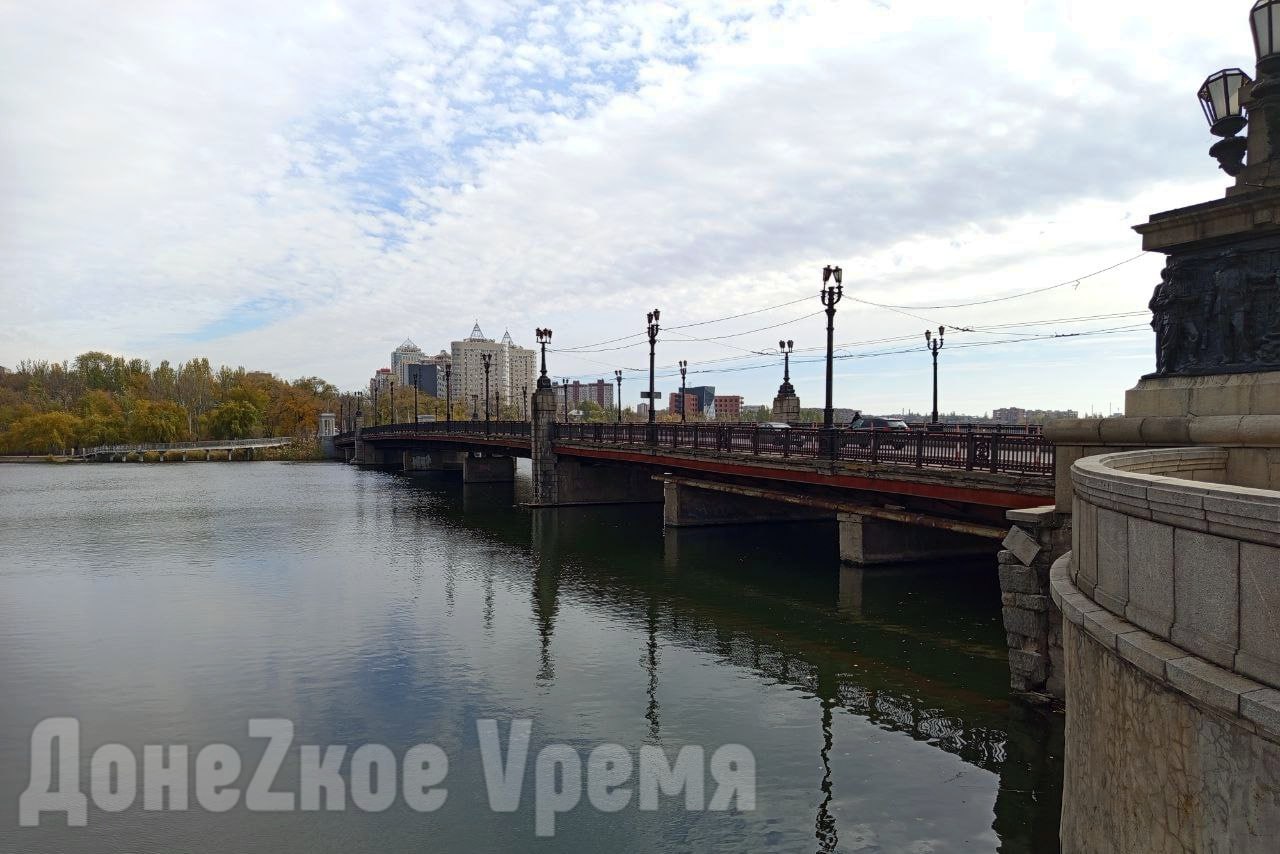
0,352 -> 338,454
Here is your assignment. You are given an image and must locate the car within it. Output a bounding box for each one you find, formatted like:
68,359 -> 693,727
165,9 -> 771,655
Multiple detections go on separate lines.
756,421 -> 797,448
847,416 -> 910,450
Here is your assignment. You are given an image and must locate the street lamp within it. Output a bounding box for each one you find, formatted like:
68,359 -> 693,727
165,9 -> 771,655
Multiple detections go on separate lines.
678,360 -> 688,423
536,328 -> 553,389
820,265 -> 844,443
471,394 -> 479,420
1253,0 -> 1280,70
445,363 -> 453,423
646,309 -> 660,440
413,375 -> 419,424
481,352 -> 492,431
562,378 -> 571,422
390,379 -> 396,424
355,391 -> 364,429
1200,68 -> 1252,175
924,326 -> 945,425
778,339 -> 795,393
615,370 -> 623,422
372,383 -> 379,427
522,384 -> 528,421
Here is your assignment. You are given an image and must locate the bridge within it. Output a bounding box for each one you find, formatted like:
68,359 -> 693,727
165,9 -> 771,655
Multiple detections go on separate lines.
80,437 -> 294,462
334,407 -> 1054,566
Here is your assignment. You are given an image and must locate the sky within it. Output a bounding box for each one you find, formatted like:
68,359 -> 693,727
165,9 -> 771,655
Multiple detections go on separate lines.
0,0 -> 1256,416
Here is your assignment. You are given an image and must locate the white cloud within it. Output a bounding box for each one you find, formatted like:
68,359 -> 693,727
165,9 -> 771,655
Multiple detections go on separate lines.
0,0 -> 1256,414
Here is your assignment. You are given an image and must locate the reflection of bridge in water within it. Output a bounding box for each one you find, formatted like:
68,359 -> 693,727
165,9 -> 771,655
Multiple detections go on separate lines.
78,437 -> 293,461
386,478 -> 1063,852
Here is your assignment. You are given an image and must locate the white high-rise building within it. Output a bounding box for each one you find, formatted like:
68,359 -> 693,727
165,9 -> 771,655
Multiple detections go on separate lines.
450,323 -> 537,416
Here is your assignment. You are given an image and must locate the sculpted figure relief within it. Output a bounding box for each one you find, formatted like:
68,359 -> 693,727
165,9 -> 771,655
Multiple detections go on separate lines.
1149,246 -> 1280,376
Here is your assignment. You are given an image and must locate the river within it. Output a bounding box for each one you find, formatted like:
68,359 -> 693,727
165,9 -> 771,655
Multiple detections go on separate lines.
0,461 -> 1062,853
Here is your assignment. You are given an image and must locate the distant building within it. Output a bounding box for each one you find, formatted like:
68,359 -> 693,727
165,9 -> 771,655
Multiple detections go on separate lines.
667,391 -> 699,416
368,367 -> 393,397
450,323 -> 537,413
637,403 -> 650,419
555,379 -> 614,409
391,339 -> 425,387
993,406 -> 1078,425
708,395 -> 743,421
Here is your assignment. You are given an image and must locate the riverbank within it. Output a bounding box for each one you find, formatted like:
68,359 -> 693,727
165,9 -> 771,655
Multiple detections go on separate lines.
0,439 -> 327,464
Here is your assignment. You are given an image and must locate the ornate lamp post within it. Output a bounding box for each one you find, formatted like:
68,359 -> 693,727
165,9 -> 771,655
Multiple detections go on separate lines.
820,265 -> 843,444
924,326 -> 945,425
481,352 -> 492,431
390,378 -> 396,424
646,309 -> 660,441
562,377 -> 571,422
445,364 -> 453,423
536,328 -> 553,388
522,384 -> 528,421
678,360 -> 688,423
615,370 -> 623,422
1200,68 -> 1252,174
778,339 -> 794,391
413,376 -> 419,424
372,383 -> 379,427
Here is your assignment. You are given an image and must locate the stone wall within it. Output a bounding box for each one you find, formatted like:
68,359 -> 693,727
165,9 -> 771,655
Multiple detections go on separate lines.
1053,444 -> 1280,853
998,506 -> 1071,696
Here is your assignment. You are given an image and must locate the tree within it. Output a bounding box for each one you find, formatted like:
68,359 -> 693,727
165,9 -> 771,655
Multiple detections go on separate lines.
205,400 -> 261,439
128,400 -> 189,443
2,411 -> 83,454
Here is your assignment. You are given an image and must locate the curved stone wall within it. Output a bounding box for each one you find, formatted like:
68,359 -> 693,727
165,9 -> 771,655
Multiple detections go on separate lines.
1053,446 -> 1280,852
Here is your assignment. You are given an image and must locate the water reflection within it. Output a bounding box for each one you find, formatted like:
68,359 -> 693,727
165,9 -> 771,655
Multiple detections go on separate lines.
0,462 -> 1062,853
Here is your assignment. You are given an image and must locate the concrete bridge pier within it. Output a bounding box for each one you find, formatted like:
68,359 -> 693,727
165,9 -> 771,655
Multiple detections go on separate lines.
663,481 -> 829,527
838,566 -> 865,617
462,453 -> 516,483
837,513 -> 992,566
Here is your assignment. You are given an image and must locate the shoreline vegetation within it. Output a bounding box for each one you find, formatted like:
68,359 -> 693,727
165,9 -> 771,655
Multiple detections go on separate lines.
0,438 -> 330,464
1,351 -> 342,456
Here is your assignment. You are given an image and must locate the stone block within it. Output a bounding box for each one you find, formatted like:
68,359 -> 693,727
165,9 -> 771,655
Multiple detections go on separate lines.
1003,606 -> 1047,638
1166,656 -> 1258,717
999,564 -> 1041,595
1008,649 -> 1047,687
997,549 -> 1020,565
1227,448 -> 1273,490
1237,542 -> 1280,688
1115,631 -> 1186,682
1012,593 -> 1052,612
1170,529 -> 1240,668
1074,501 -> 1098,595
1125,382 -> 1190,417
1094,508 -> 1129,615
1080,608 -> 1132,650
1241,689 -> 1280,738
1190,383 -> 1252,417
1002,525 -> 1041,566
1124,517 -> 1175,638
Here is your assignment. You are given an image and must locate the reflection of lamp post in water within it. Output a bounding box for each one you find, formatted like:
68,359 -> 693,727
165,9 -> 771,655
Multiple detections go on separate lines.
814,670 -> 840,853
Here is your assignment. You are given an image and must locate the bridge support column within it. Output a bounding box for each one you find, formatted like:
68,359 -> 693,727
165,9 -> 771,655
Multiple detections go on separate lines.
663,480 -> 828,527
462,454 -> 515,484
838,512 -> 992,566
530,385 -> 559,504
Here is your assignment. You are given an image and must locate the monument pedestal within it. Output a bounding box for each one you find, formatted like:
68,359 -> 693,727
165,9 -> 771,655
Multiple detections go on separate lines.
772,393 -> 800,423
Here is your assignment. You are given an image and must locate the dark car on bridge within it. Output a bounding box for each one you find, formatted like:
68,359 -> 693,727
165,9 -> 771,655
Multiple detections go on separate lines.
847,416 -> 910,450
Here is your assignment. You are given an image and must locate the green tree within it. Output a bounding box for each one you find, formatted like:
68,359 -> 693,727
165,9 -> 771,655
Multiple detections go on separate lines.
2,411 -> 83,454
128,400 -> 189,443
205,400 -> 261,439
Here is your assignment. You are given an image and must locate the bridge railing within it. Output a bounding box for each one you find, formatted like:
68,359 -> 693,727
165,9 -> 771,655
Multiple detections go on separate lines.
555,422 -> 1054,476
83,437 -> 294,455
352,421 -> 532,441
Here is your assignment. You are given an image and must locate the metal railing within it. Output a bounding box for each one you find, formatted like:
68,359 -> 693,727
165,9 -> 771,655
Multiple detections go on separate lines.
349,421 -> 532,441
83,437 -> 294,455
554,422 -> 1055,476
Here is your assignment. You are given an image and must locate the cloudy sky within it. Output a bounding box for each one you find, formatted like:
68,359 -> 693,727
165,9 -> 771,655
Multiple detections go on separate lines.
0,0 -> 1252,415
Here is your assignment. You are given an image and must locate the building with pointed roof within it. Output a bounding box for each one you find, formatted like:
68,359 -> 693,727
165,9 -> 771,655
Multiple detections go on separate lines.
450,324 -> 537,417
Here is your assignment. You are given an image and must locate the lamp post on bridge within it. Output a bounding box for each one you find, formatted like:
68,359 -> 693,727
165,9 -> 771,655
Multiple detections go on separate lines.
481,352 -> 492,433
646,309 -> 660,442
820,265 -> 843,455
390,379 -> 396,425
414,377 -> 419,424
678,360 -> 688,423
615,370 -> 623,422
562,377 -> 571,422
925,326 -> 945,425
372,384 -> 379,427
445,364 -> 453,424
536,328 -> 553,389
522,384 -> 528,421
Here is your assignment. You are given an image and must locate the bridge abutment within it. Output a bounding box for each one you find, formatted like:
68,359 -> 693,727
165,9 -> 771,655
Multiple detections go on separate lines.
837,512 -> 991,566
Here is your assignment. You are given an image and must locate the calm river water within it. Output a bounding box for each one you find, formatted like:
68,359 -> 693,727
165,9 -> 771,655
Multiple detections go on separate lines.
0,461 -> 1062,853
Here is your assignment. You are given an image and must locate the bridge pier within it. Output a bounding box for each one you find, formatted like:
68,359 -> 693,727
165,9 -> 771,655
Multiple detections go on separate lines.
837,512 -> 992,566
462,453 -> 515,484
663,480 -> 829,527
